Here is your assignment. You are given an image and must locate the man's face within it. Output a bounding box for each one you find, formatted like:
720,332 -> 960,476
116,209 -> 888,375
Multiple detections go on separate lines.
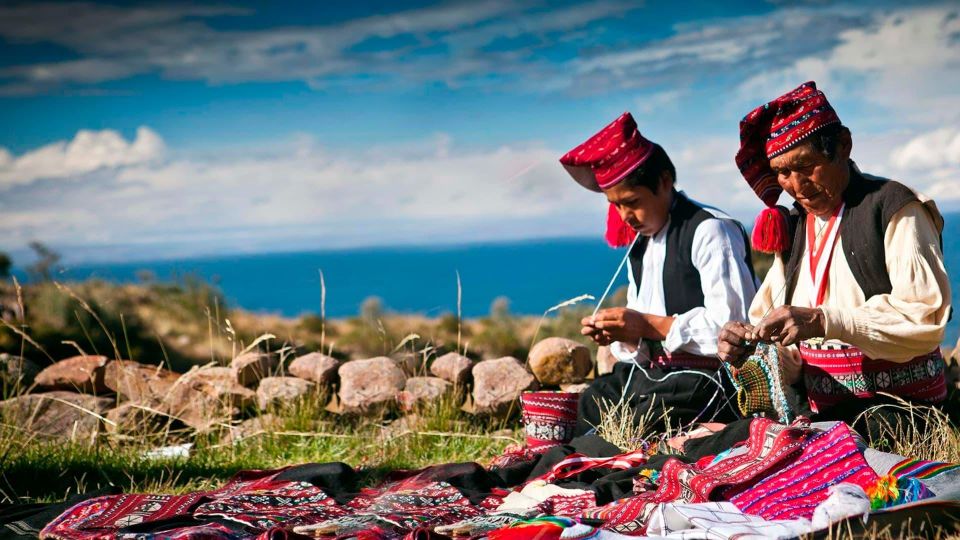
603,172 -> 673,237
769,132 -> 852,217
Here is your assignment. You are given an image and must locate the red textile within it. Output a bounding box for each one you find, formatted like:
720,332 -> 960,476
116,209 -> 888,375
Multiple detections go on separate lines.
735,81 -> 840,252
730,422 -> 880,520
559,112 -> 655,193
520,391 -> 580,449
585,418 -> 811,535
798,342 -> 947,413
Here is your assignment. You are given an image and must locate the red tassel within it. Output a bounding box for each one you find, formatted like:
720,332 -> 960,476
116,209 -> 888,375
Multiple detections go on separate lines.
605,203 -> 637,248
751,205 -> 790,253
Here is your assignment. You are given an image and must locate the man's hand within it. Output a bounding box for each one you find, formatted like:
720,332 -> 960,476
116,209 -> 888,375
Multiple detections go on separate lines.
580,308 -> 674,346
753,306 -> 826,346
717,321 -> 755,365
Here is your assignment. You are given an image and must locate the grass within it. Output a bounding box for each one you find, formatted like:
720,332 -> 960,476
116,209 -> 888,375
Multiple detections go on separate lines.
1,277 -> 959,539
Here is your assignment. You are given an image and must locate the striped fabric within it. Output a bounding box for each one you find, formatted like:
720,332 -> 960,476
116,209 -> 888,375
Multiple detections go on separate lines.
730,422 -> 880,521
533,447 -> 652,484
890,458 -> 960,480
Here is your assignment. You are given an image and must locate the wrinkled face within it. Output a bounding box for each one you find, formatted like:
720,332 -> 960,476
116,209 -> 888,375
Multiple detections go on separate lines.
603,172 -> 673,237
769,132 -> 852,217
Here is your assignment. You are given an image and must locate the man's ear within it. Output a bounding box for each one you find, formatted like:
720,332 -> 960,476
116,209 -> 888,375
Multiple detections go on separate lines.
837,127 -> 853,162
659,169 -> 673,191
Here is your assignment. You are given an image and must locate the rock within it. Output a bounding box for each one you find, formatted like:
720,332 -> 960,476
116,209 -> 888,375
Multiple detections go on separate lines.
103,360 -> 179,405
470,357 -> 537,415
34,355 -> 110,394
288,353 -> 340,387
162,366 -> 255,430
430,352 -> 474,385
597,346 -> 618,376
0,353 -> 40,392
256,376 -> 316,410
104,403 -> 169,434
397,376 -> 453,411
231,352 -> 277,387
338,357 -> 406,413
0,391 -> 113,441
560,382 -> 591,393
528,337 -> 592,386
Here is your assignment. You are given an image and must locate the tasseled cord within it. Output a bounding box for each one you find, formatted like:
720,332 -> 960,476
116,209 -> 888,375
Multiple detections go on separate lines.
865,474 -> 931,510
606,203 -> 637,248
751,205 -> 790,253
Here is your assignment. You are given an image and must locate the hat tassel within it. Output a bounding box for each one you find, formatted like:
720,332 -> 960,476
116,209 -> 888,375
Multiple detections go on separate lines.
752,206 -> 790,253
605,203 -> 637,248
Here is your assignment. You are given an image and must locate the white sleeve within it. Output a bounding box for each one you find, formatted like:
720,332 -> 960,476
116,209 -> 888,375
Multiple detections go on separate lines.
663,219 -> 758,355
610,259 -> 645,363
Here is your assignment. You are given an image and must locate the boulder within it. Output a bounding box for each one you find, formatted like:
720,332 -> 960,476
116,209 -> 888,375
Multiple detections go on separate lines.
394,353 -> 423,377
231,352 -> 277,387
288,353 -> 340,387
104,403 -> 170,434
528,337 -> 592,386
597,345 -> 618,376
256,376 -> 316,410
337,357 -> 406,414
0,391 -> 113,441
430,352 -> 474,385
161,366 -> 255,431
397,376 -> 453,411
34,355 -> 110,393
470,357 -> 537,415
103,360 -> 179,405
0,353 -> 40,392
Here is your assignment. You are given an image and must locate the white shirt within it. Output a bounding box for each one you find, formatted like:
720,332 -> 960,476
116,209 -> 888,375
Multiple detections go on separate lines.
610,194 -> 759,363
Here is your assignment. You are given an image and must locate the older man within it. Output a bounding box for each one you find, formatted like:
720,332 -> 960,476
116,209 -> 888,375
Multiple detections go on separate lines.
718,82 -> 951,429
562,112 -> 758,435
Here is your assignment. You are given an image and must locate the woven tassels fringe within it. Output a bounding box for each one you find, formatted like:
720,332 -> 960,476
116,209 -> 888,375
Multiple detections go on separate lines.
605,203 -> 637,248
752,205 -> 790,253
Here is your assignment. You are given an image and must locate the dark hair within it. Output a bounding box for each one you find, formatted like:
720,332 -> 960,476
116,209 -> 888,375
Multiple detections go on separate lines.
808,123 -> 850,161
622,144 -> 675,194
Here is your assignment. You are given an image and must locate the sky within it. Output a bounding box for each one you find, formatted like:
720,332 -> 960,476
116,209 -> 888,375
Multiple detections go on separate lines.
1,0 -> 959,264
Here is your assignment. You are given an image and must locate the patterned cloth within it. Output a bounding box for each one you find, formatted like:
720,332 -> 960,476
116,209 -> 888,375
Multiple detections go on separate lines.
735,81 -> 840,207
730,422 -> 879,520
798,340 -> 947,413
724,343 -> 794,423
584,418 -> 811,534
559,112 -> 655,193
520,392 -> 580,450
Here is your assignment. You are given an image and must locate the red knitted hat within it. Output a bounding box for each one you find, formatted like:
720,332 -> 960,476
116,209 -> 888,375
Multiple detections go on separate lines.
560,112 -> 657,247
735,81 -> 841,253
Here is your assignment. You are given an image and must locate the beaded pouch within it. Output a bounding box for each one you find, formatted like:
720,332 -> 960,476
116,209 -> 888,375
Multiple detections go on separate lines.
723,343 -> 794,423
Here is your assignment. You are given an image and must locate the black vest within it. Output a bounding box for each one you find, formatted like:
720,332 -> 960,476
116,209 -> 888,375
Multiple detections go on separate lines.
629,191 -> 755,316
783,163 -> 930,302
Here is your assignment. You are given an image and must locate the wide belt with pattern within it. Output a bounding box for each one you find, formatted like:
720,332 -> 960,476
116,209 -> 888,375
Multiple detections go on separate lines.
798,340 -> 946,413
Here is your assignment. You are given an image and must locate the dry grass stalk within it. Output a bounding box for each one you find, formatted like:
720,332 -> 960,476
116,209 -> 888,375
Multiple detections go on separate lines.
592,394 -> 671,451
854,394 -> 960,463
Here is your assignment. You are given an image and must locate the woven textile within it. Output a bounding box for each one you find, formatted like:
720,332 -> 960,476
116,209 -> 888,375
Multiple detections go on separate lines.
724,343 -> 794,423
559,112 -> 655,193
735,81 -> 840,207
520,392 -> 580,450
584,418 -> 812,534
730,422 -> 879,520
798,341 -> 946,413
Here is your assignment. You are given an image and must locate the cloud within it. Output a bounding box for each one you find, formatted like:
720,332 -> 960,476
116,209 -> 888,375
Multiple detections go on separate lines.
0,127 -> 609,259
0,127 -> 165,187
0,1 -> 636,94
736,5 -> 960,123
890,127 -> 960,171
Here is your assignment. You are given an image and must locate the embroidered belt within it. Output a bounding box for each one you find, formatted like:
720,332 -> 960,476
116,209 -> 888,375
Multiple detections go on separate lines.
798,341 -> 946,413
649,349 -> 721,371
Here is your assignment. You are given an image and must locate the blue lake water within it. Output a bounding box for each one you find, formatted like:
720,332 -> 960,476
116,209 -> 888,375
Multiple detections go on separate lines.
53,213 -> 960,345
